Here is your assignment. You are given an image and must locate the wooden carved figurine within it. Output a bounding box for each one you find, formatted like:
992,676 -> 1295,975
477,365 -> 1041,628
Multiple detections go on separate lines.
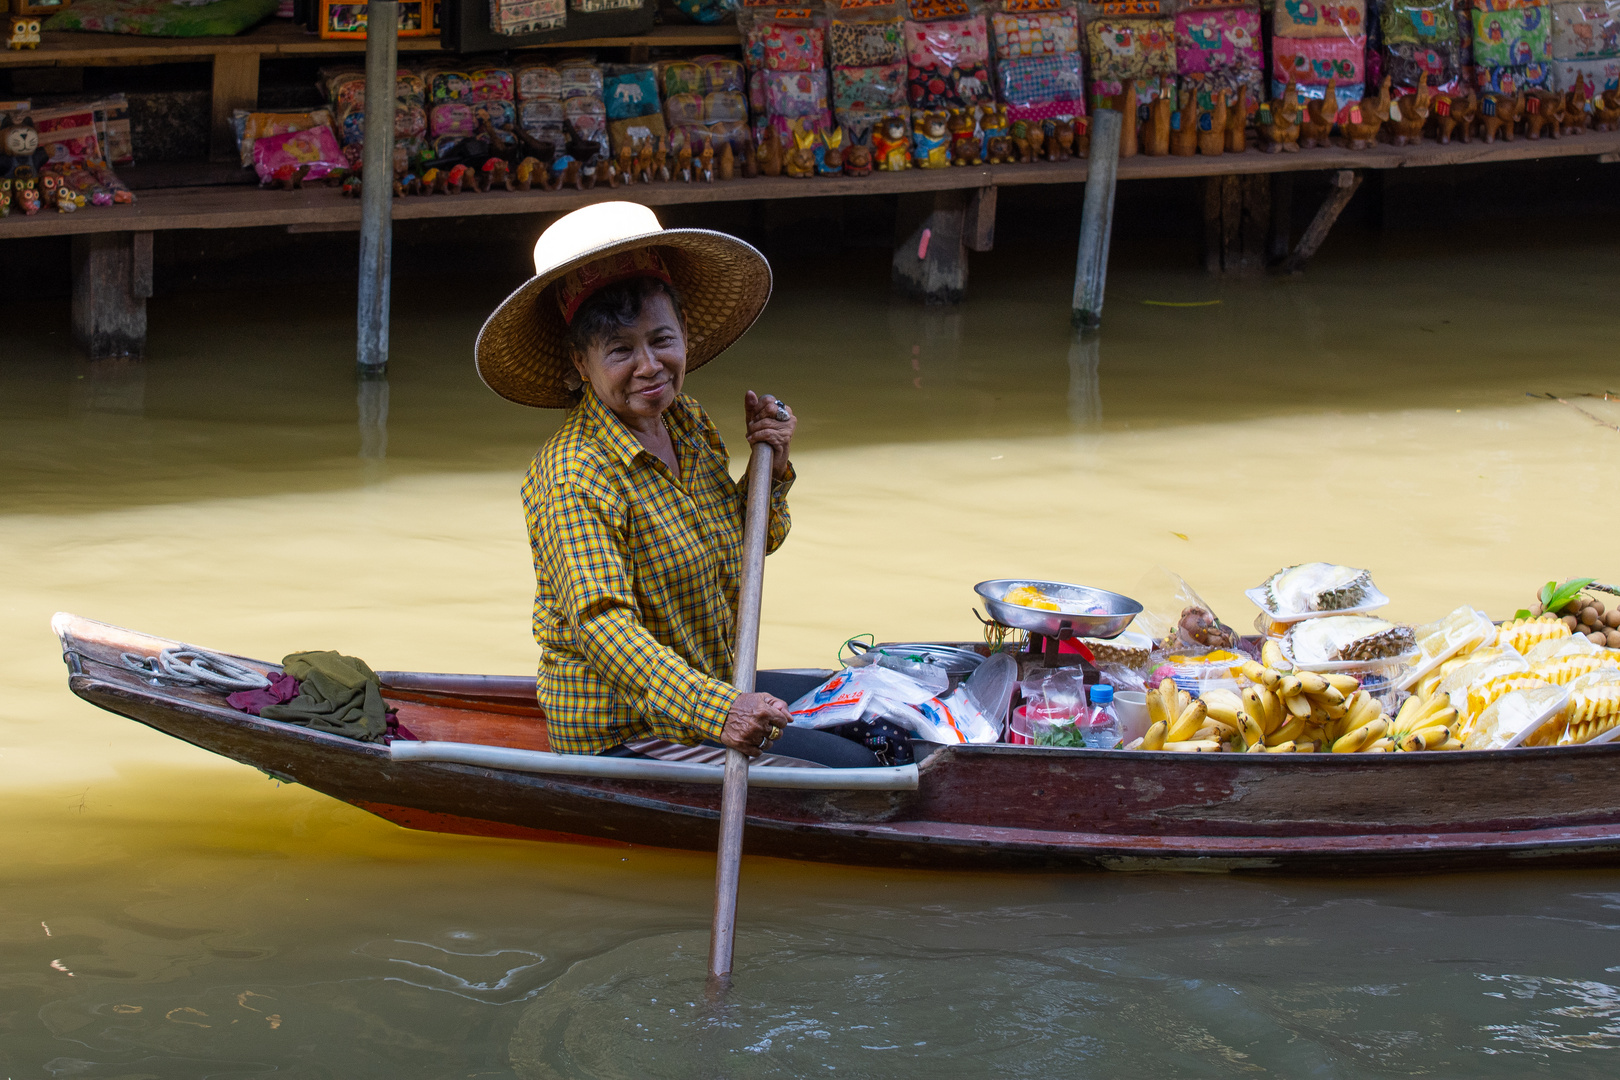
1434,91 -> 1476,143
1009,121 -> 1032,162
1141,92 -> 1170,156
1118,79 -> 1139,158
1481,91 -> 1524,143
785,122 -> 818,178
1195,92 -> 1226,155
633,139 -> 656,183
910,111 -> 951,169
719,141 -> 735,181
947,109 -> 980,166
8,15 -> 42,50
1523,90 -> 1563,139
977,104 -> 1009,161
1257,82 -> 1302,152
674,142 -> 692,181
758,126 -> 784,177
17,177 -> 39,215
697,142 -> 714,182
1051,117 -> 1076,161
1386,74 -> 1431,146
1300,80 -> 1336,149
1224,88 -> 1248,153
844,129 -> 873,175
617,143 -> 635,185
984,133 -> 1014,163
741,132 -> 759,178
1169,87 -> 1198,156
1563,75 -> 1592,134
0,178 -> 11,218
556,159 -> 580,190
1026,123 -> 1045,160
1342,77 -> 1392,150
873,114 -> 911,170
1592,86 -> 1620,131
819,126 -> 845,175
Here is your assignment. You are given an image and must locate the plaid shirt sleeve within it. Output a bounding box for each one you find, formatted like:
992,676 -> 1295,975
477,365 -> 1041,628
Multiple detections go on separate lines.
532,475 -> 740,744
752,460 -> 795,557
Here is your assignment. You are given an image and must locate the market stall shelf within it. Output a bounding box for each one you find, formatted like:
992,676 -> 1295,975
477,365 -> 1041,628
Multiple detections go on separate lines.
55,614 -> 1620,875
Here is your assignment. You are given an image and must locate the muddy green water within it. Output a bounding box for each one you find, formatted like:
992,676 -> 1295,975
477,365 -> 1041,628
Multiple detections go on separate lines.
4,230 -> 1620,1078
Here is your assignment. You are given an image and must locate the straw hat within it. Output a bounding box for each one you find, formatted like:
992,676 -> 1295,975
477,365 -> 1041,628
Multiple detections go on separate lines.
476,202 -> 773,409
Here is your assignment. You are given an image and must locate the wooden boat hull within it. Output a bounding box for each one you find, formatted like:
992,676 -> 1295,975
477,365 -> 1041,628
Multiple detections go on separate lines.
54,615 -> 1620,874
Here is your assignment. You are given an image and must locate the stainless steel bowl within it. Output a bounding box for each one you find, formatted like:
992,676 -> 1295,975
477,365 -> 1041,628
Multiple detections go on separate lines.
974,579 -> 1143,641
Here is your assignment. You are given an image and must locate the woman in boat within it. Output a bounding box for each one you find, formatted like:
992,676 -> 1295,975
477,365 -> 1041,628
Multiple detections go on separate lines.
476,203 -> 877,769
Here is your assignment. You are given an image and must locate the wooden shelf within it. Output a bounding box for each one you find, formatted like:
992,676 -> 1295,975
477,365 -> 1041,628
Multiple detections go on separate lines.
0,20 -> 741,67
6,131 -> 1618,240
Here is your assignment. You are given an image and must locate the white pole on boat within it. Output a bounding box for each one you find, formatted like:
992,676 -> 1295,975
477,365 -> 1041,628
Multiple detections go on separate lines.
1072,108 -> 1122,329
356,0 -> 398,375
708,441 -> 775,990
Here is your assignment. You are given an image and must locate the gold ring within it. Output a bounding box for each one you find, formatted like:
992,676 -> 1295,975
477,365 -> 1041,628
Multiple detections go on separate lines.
768,725 -> 783,742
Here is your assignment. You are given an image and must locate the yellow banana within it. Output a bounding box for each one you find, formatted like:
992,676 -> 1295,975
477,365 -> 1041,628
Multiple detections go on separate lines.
1308,685 -> 1345,707
1164,740 -> 1221,753
1241,687 -> 1270,731
1438,738 -> 1464,751
1201,690 -> 1243,726
1294,741 -> 1316,753
1239,715 -> 1265,750
1295,672 -> 1329,695
1284,693 -> 1313,719
1141,720 -> 1167,751
1364,738 -> 1394,753
1260,687 -> 1283,732
1167,699 -> 1208,743
1333,717 -> 1389,753
1261,640 -> 1292,672
1343,690 -> 1381,730
1264,741 -> 1296,753
1246,738 -> 1267,753
1241,661 -> 1281,689
1399,725 -> 1451,752
1323,673 -> 1360,695
1277,674 -> 1304,699
1146,689 -> 1170,728
1266,714 -> 1308,746
1317,698 -> 1348,720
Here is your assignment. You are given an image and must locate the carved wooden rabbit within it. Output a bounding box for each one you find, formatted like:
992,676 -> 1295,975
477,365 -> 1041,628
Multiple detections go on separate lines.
1258,82 -> 1301,153
820,125 -> 845,174
1224,88 -> 1247,153
844,128 -> 873,175
1300,80 -> 1337,148
758,126 -> 783,177
1142,91 -> 1170,156
784,122 -> 817,177
719,141 -> 735,180
1195,91 -> 1226,155
1169,86 -> 1198,156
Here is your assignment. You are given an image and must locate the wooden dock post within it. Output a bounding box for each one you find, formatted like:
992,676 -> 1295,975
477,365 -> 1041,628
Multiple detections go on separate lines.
71,231 -> 153,359
1277,169 -> 1362,275
1072,108 -> 1122,328
356,1 -> 398,374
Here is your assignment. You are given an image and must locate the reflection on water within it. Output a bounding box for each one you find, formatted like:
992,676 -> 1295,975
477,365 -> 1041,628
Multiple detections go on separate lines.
4,228 -> 1620,1076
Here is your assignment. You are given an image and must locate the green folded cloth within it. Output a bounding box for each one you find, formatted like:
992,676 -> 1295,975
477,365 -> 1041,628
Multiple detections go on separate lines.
261,650 -> 387,743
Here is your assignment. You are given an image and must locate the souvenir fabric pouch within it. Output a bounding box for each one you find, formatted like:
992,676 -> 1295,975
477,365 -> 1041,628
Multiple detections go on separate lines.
766,69 -> 831,117
428,70 -> 474,104
1551,2 -> 1620,58
1175,9 -> 1263,73
1472,5 -> 1552,66
609,113 -> 667,155
703,58 -> 748,93
833,63 -> 910,112
1551,54 -> 1620,86
520,98 -> 565,126
464,68 -> 516,103
1473,59 -> 1554,87
515,64 -> 562,100
830,15 -> 906,65
997,53 -> 1086,102
704,90 -> 750,123
234,109 -> 335,168
559,64 -> 605,99
604,68 -> 660,120
1381,0 -> 1460,42
905,15 -> 991,67
1273,0 -> 1368,37
990,11 -> 1081,59
665,92 -> 706,125
251,126 -> 345,183
1272,33 -> 1369,82
1473,0 -> 1544,10
748,70 -> 768,112
475,100 -> 518,131
1086,18 -> 1177,80
430,102 -> 482,139
1386,39 -> 1463,81
755,23 -> 828,70
661,60 -> 705,97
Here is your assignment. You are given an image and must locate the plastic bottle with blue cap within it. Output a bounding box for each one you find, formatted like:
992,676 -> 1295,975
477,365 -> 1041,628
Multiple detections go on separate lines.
1085,684 -> 1120,750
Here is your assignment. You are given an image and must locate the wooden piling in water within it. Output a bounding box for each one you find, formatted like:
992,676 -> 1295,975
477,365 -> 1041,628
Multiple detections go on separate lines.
356,2 -> 398,374
1071,109 -> 1121,329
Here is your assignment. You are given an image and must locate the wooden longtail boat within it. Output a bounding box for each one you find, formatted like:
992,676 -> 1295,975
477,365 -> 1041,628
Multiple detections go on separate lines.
54,613 -> 1620,874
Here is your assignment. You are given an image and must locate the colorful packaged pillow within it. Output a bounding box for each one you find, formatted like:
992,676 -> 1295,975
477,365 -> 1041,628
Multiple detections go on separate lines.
997,53 -> 1085,103
1386,39 -> 1463,82
831,16 -> 905,65
907,61 -> 995,109
990,11 -> 1080,59
1551,2 -> 1620,58
1272,33 -> 1369,83
703,58 -> 747,94
662,61 -> 705,97
1551,54 -> 1620,87
251,125 -> 344,184
765,69 -> 831,118
1473,60 -> 1554,87
428,70 -> 476,105
1472,5 -> 1552,66
905,15 -> 990,68
1381,0 -> 1460,43
559,64 -> 605,99
832,63 -> 909,113
753,23 -> 827,71
1175,9 -> 1263,73
665,92 -> 707,126
704,90 -> 749,123
605,68 -> 660,120
1273,0 -> 1368,37
1086,18 -> 1178,80
520,99 -> 566,132
232,109 -> 334,169
464,68 -> 516,103
430,102 -> 482,139
515,64 -> 562,100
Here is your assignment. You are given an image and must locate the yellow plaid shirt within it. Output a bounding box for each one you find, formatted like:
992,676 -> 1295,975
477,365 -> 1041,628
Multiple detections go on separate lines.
523,385 -> 793,755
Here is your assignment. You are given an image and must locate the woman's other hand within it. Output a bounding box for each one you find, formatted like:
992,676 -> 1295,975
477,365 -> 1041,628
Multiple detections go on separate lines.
721,692 -> 793,757
744,391 -> 795,479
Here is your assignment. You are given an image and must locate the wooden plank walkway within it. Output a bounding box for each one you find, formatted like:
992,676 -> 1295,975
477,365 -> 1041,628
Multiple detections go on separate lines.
5,130 -> 1618,239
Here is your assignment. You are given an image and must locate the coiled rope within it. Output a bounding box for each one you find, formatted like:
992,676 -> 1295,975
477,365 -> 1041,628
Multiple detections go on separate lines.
122,648 -> 271,693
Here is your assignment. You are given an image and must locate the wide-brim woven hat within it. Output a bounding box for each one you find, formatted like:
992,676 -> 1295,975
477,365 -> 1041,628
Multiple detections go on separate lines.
476,202 -> 773,409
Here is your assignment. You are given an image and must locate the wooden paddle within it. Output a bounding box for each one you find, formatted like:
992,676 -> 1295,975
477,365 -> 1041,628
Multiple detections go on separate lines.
707,440 -> 776,990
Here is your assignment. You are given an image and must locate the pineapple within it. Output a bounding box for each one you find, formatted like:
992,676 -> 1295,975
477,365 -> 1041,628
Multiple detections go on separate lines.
1529,654 -> 1618,687
1497,615 -> 1572,654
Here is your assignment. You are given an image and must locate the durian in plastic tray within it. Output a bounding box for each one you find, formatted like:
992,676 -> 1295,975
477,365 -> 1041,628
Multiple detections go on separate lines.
1244,585 -> 1391,625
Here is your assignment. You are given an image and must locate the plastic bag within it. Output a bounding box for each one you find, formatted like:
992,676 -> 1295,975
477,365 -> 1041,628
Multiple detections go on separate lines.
1552,2 -> 1620,60
1472,5 -> 1553,67
1272,0 -> 1368,39
788,664 -> 995,743
964,651 -> 1017,726
252,125 -> 346,183
832,9 -> 906,66
1175,7 -> 1264,75
515,63 -> 562,100
1272,32 -> 1369,86
1381,0 -> 1460,44
1131,567 -> 1240,652
1086,17 -> 1178,81
232,108 -> 335,169
604,65 -> 661,120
